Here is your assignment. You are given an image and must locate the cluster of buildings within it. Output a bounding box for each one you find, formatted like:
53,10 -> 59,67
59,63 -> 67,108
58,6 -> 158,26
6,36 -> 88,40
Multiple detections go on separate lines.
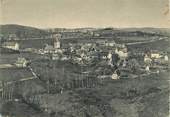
33,33 -> 130,80
144,51 -> 169,64
2,32 -> 168,80
144,50 -> 169,72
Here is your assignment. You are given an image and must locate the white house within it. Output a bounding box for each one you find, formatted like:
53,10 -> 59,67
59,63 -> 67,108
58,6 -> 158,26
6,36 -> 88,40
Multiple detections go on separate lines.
2,42 -> 19,50
15,57 -> 28,67
52,53 -> 61,60
115,48 -> 128,59
81,52 -> 88,59
54,49 -> 63,54
105,41 -> 116,47
151,53 -> 162,59
97,75 -> 110,80
145,66 -> 150,72
44,44 -> 54,53
107,52 -> 112,60
8,34 -> 18,40
94,33 -> 100,37
164,55 -> 169,61
111,72 -> 120,80
122,59 -> 127,67
144,54 -> 152,64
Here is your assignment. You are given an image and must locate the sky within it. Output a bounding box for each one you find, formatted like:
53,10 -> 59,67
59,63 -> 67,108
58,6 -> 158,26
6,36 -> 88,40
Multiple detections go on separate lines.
0,0 -> 170,28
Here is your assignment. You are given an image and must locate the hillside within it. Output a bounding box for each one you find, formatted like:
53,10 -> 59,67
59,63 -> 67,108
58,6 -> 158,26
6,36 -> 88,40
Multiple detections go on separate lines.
120,27 -> 170,37
0,24 -> 49,39
1,24 -> 169,40
93,27 -> 167,37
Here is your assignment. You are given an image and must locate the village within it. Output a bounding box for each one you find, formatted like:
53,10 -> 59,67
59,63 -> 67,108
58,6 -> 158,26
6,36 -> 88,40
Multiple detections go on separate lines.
0,26 -> 169,117
0,32 -> 169,79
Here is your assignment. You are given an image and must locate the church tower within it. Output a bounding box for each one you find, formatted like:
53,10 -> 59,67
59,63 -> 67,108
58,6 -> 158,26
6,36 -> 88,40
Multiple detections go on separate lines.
54,34 -> 61,49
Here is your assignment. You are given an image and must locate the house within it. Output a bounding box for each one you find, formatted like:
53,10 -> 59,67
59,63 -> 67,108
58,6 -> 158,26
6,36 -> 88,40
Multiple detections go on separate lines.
117,44 -> 126,48
105,41 -> 116,47
122,59 -> 127,67
81,44 -> 91,51
144,54 -> 152,64
151,53 -> 162,59
15,57 -> 28,67
8,34 -> 18,40
164,55 -> 169,61
88,52 -> 100,60
97,75 -> 110,80
100,52 -> 108,59
2,42 -> 19,50
60,55 -> 70,61
107,52 -> 112,60
96,40 -> 106,46
80,52 -> 87,59
73,56 -> 83,64
93,33 -> 100,37
54,48 -> 63,54
98,70 -> 120,80
145,66 -> 150,72
154,55 -> 169,65
44,44 -> 54,53
52,53 -> 61,60
115,48 -> 128,59
111,72 -> 120,80
70,46 -> 75,52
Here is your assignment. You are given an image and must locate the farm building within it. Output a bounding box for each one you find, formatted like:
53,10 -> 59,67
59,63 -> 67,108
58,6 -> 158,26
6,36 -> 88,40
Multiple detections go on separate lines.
2,42 -> 19,50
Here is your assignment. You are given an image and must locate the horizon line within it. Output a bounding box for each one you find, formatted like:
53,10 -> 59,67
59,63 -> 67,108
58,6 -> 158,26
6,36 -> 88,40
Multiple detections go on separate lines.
0,23 -> 170,29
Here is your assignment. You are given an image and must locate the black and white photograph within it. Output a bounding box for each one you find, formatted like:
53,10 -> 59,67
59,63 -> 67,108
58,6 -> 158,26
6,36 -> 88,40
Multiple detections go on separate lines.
0,0 -> 170,117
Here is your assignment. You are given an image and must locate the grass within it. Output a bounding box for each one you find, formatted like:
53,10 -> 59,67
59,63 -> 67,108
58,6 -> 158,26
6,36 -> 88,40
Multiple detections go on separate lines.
0,67 -> 33,82
0,32 -> 169,117
1,71 -> 168,117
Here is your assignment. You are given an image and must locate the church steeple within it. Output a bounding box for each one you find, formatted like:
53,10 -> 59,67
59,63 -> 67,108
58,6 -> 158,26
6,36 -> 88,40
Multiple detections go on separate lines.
53,34 -> 61,49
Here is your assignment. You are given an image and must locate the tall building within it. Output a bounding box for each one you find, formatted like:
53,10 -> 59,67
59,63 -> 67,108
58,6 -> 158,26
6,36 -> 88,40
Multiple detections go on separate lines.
53,34 -> 61,49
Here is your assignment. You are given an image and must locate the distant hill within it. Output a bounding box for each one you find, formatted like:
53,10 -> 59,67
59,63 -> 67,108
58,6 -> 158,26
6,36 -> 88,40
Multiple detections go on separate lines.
1,24 -> 169,40
120,27 -> 170,37
86,28 -> 166,40
0,24 -> 49,39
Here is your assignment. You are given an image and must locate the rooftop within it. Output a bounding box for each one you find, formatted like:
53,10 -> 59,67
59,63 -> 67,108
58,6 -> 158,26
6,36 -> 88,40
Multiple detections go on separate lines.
2,42 -> 18,46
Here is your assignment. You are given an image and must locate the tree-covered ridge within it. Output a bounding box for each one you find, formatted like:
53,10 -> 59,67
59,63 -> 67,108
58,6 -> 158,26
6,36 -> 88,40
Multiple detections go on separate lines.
0,24 -> 49,39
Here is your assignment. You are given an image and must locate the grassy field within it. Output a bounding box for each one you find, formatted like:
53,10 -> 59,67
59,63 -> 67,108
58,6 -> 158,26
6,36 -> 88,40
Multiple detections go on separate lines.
1,71 -> 169,117
127,37 -> 170,52
0,52 -> 44,64
0,52 -> 44,83
0,67 -> 33,82
1,51 -> 169,117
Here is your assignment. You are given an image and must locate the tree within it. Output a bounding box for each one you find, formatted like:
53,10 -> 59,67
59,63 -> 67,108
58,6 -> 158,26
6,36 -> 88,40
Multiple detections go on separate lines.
127,59 -> 140,72
112,53 -> 120,65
